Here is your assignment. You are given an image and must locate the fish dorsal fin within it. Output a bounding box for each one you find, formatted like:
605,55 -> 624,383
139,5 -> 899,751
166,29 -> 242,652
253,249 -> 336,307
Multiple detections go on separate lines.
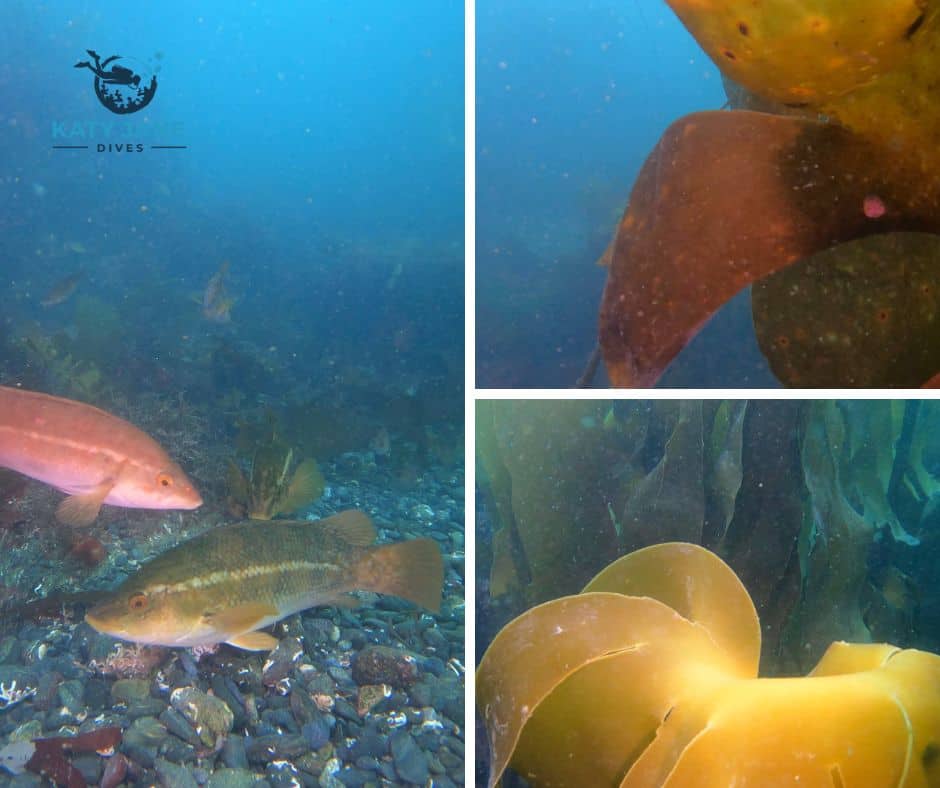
206,602 -> 278,636
55,472 -> 122,527
226,631 -> 278,651
310,510 -> 377,546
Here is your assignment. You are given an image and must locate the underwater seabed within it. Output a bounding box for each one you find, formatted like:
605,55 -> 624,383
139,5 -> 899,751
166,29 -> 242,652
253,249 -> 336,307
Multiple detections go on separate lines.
476,399 -> 940,787
0,451 -> 465,787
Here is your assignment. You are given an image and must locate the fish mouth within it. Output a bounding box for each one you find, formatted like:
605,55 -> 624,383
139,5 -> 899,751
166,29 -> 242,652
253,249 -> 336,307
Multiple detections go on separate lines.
84,609 -> 110,633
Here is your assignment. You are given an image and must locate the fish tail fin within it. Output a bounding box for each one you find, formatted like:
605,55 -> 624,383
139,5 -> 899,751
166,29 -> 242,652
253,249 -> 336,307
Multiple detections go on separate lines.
355,539 -> 443,614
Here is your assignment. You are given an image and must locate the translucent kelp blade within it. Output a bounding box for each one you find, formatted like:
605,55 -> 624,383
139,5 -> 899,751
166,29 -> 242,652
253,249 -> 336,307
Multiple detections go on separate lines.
597,110 -> 927,387
510,639 -> 734,787
621,690 -> 725,788
476,593 -> 737,788
661,674 -> 916,787
583,542 -> 760,677
752,233 -> 940,387
873,648 -> 940,787
619,402 -> 705,553
809,641 -> 901,677
665,0 -> 927,106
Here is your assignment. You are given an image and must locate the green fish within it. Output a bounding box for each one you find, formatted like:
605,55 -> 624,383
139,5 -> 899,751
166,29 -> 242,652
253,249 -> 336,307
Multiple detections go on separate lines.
86,510 -> 443,651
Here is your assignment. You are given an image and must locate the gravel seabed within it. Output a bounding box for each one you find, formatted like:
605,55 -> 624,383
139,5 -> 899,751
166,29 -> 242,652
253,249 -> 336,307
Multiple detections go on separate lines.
0,453 -> 465,787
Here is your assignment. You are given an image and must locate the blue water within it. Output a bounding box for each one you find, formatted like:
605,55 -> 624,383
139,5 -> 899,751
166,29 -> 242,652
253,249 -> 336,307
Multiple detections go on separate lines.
1,0 -> 464,399
0,5 -> 465,785
476,1 -> 778,387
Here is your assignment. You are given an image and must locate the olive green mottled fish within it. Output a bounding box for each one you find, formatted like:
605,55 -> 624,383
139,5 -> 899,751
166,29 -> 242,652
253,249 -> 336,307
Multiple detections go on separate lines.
86,510 -> 443,651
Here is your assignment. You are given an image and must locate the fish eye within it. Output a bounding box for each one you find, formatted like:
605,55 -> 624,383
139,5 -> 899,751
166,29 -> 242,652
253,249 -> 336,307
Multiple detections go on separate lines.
128,593 -> 149,612
156,472 -> 174,488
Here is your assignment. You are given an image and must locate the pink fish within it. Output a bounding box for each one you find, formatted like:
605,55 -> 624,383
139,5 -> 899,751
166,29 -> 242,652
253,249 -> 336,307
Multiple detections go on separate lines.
0,386 -> 202,525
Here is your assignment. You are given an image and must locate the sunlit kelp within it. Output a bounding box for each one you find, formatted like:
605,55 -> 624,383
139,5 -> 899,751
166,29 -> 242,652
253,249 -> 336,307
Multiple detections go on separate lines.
475,400 -> 622,607
477,400 -> 940,683
478,542 -> 940,788
597,1 -> 940,386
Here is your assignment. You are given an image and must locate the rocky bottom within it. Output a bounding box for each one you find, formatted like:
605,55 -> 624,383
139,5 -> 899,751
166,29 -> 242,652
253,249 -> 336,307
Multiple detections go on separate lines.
0,455 -> 465,787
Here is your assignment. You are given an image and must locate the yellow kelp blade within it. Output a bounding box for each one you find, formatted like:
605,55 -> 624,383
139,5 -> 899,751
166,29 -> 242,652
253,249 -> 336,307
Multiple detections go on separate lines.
665,0 -> 928,106
583,542 -> 760,677
656,656 -> 940,788
809,641 -> 901,677
476,593 -> 738,788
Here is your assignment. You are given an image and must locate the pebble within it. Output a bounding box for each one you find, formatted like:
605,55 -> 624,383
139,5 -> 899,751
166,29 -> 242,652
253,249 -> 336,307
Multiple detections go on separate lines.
156,756 -> 200,788
221,734 -> 250,769
207,768 -> 264,788
352,645 -> 419,688
171,686 -> 235,747
390,729 -> 430,784
111,677 -> 151,704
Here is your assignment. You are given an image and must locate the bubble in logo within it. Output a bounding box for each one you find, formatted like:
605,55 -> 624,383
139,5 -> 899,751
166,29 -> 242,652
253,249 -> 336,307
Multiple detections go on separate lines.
74,49 -> 157,114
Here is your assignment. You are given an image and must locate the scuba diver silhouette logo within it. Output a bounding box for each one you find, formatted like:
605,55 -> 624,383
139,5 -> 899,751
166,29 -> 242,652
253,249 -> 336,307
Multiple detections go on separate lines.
74,50 -> 157,114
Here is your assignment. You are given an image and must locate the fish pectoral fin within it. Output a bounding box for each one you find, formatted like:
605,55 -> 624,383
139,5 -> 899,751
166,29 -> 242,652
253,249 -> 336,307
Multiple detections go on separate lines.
55,462 -> 129,527
56,486 -> 112,527
226,631 -> 278,651
206,602 -> 279,634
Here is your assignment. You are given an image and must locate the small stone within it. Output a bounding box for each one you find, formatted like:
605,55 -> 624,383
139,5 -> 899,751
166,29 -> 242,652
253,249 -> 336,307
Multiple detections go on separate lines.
332,697 -> 359,723
125,698 -> 169,719
348,726 -> 387,760
221,735 -> 250,770
122,716 -> 168,769
170,687 -> 234,747
71,753 -> 103,784
100,753 -> 129,788
155,756 -> 198,788
390,730 -> 429,785
246,734 -> 308,764
207,768 -> 262,788
57,679 -> 85,710
318,757 -> 343,788
301,715 -> 332,750
111,678 -> 151,705
160,706 -> 202,747
9,720 -> 42,743
125,715 -> 168,746
355,683 -> 391,716
266,636 -> 303,665
83,678 -> 111,711
352,646 -> 419,689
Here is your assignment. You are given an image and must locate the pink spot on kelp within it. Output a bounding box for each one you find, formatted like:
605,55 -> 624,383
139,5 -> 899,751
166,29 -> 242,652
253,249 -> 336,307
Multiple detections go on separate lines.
863,194 -> 886,219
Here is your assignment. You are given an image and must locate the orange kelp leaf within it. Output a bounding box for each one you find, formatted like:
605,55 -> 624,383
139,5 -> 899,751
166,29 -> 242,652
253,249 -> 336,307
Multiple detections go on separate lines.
598,110 -> 932,387
665,0 -> 927,106
753,233 -> 940,387
665,1 -> 940,175
476,593 -> 736,788
583,542 -> 760,678
660,673 -> 915,787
